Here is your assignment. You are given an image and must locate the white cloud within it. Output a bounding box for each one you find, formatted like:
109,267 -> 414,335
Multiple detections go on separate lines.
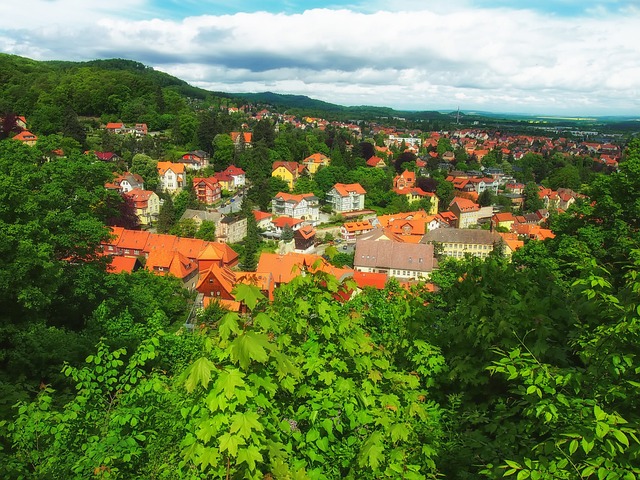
1,2 -> 639,114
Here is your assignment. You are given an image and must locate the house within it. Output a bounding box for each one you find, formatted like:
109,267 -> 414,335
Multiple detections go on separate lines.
221,165 -> 246,190
302,153 -> 330,175
491,212 -> 516,231
327,183 -> 366,213
421,228 -> 503,259
107,255 -> 141,274
271,192 -> 319,221
354,239 -> 437,281
145,250 -> 199,289
94,151 -> 121,163
395,187 -> 439,214
340,220 -> 375,243
193,177 -> 221,204
157,162 -> 186,193
115,229 -> 151,257
294,226 -> 316,253
134,123 -> 148,136
217,214 -> 248,244
257,252 -> 353,287
448,197 -> 492,228
253,211 -> 273,230
393,170 -> 416,190
270,216 -> 304,236
106,172 -> 145,193
352,271 -> 388,290
272,161 -> 305,190
196,264 -> 237,303
105,122 -> 125,134
12,130 -> 38,146
366,156 -> 386,168
213,172 -> 233,191
123,189 -> 160,226
181,150 -> 210,170
230,131 -> 253,149
442,151 -> 455,162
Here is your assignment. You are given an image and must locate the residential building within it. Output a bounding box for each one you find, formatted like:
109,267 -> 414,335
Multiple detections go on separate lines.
193,177 -> 222,204
181,150 -> 210,170
271,192 -> 319,221
294,226 -> 316,253
303,153 -> 331,175
221,165 -> 246,190
231,131 -> 253,149
145,250 -> 199,289
340,220 -> 375,243
157,161 -> 186,193
270,216 -> 304,236
217,214 -> 247,244
421,228 -> 503,259
448,197 -> 492,228
272,161 -> 305,190
124,189 -> 160,226
106,172 -> 145,193
393,170 -> 416,189
12,130 -> 37,146
253,211 -> 273,230
491,212 -> 516,231
257,252 -> 353,287
354,239 -> 437,280
327,183 -> 366,213
365,156 -> 386,168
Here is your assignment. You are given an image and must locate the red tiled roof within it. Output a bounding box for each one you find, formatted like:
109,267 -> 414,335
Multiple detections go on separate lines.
353,271 -> 388,290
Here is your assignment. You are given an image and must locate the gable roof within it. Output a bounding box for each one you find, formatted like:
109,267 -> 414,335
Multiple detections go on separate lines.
450,196 -> 480,212
272,216 -> 304,229
332,183 -> 366,196
157,161 -> 185,175
352,271 -> 388,290
257,252 -> 353,284
117,229 -> 151,251
354,240 -> 437,272
421,228 -> 501,245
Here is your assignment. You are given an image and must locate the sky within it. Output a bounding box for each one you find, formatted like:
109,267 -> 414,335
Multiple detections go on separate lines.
1,0 -> 639,116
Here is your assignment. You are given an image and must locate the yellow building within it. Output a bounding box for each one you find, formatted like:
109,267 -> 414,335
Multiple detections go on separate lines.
272,161 -> 304,190
302,153 -> 330,175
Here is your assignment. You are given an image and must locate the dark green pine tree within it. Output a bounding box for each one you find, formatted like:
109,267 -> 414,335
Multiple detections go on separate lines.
156,195 -> 175,233
240,199 -> 260,271
281,223 -> 294,242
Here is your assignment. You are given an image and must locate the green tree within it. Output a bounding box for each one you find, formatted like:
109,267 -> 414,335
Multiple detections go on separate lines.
195,220 -> 216,241
280,223 -> 294,242
523,181 -> 544,212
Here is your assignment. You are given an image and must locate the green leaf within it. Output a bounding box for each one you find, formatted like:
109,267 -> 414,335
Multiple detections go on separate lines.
218,432 -> 244,457
218,312 -> 240,340
613,429 -> 629,447
569,439 -> 578,455
230,411 -> 264,439
216,368 -> 246,399
359,432 -> 385,470
237,445 -> 263,471
319,371 -> 336,386
595,421 -> 610,439
517,470 -> 530,480
185,357 -> 215,393
390,423 -> 409,442
232,284 -> 265,311
581,437 -> 594,454
230,331 -> 271,369
594,405 -> 606,421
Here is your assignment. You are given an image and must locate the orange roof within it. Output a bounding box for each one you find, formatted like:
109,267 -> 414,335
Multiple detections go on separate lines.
175,237 -> 208,259
144,233 -> 179,255
333,183 -> 366,196
366,156 -> 385,167
296,226 -> 316,240
257,252 -> 353,284
272,216 -> 303,228
273,192 -> 316,204
105,226 -> 125,246
117,230 -> 151,251
343,221 -> 373,233
146,250 -> 198,279
12,130 -> 37,142
272,161 -> 302,175
124,189 -> 155,208
197,242 -> 223,262
450,197 -> 479,212
108,256 -> 137,274
253,210 -> 272,222
303,153 -> 330,164
196,264 -> 236,293
497,232 -> 524,252
230,132 -> 252,143
106,122 -> 124,129
493,212 -> 516,223
157,161 -> 185,175
353,271 -> 388,290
